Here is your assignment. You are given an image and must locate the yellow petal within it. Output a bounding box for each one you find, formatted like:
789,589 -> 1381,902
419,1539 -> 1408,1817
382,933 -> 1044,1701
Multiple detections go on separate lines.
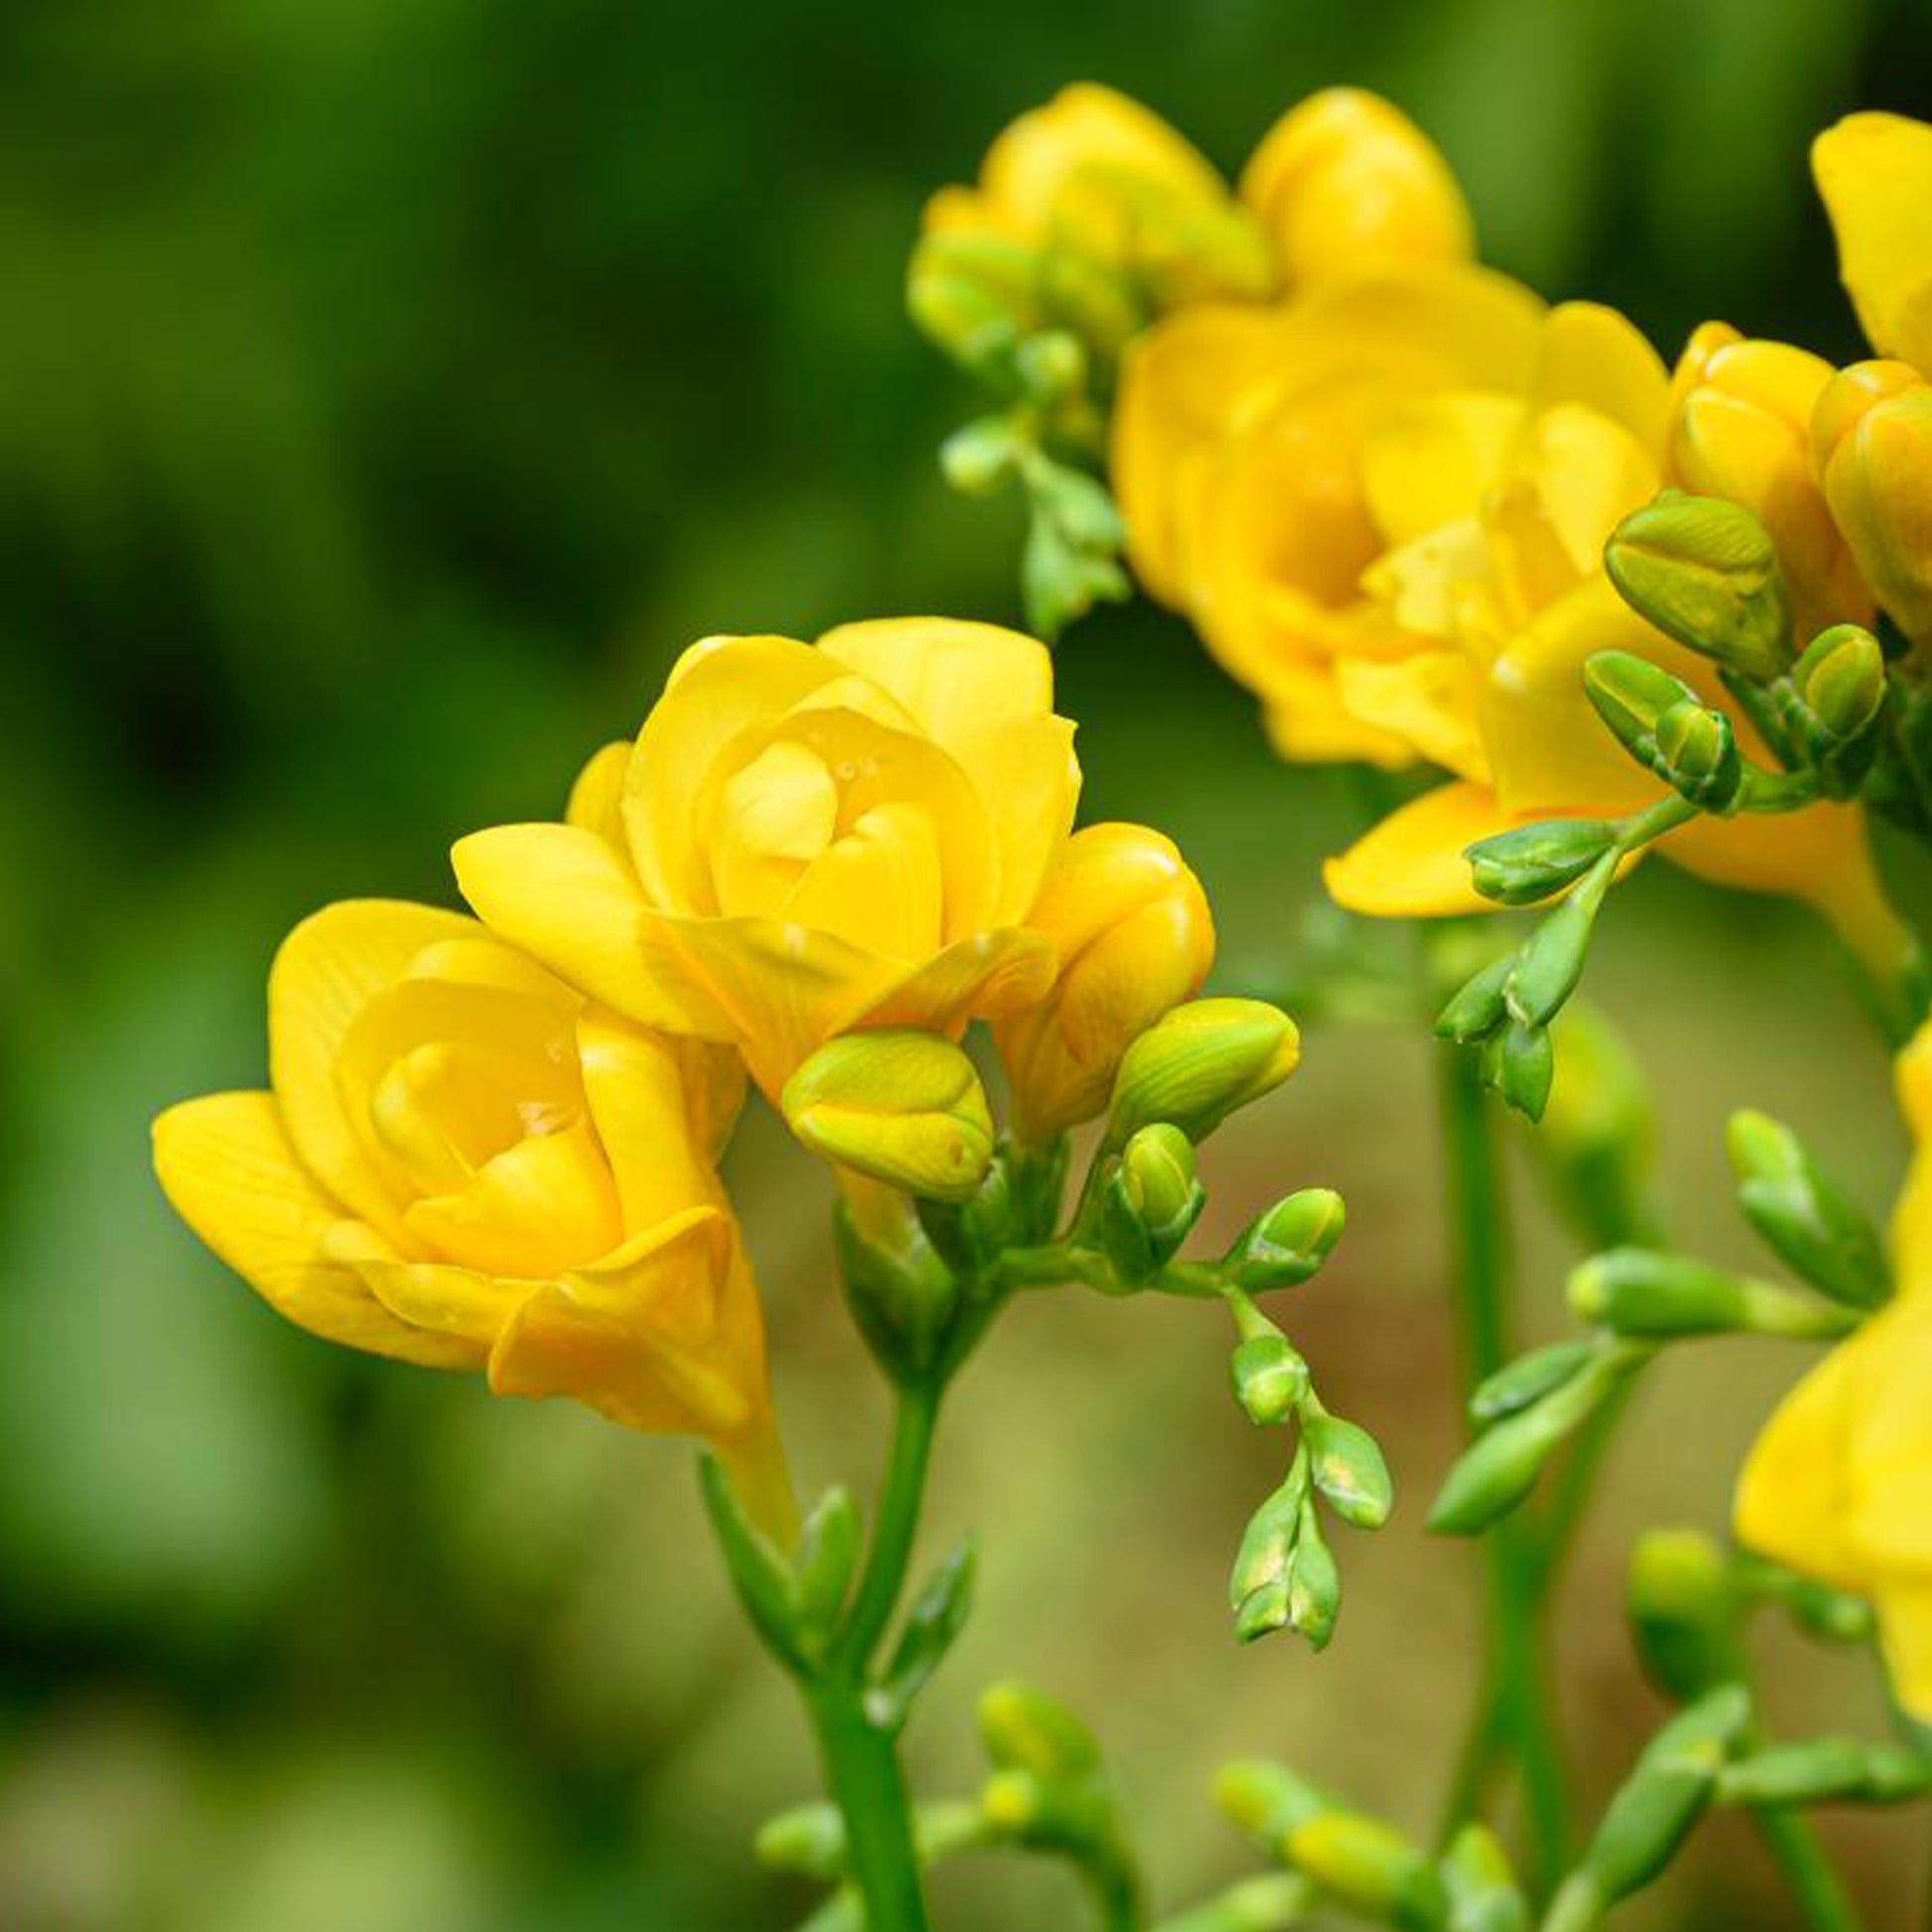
1876,1581 -> 1932,1725
1112,304 -> 1301,606
152,1092 -> 480,1367
1260,646 -> 1421,768
452,822 -> 732,1039
565,741 -> 634,853
1362,392 -> 1525,547
352,1258 -> 520,1347
1527,302 -> 1672,457
624,633 -> 838,912
1895,1022 -> 1932,1298
268,899 -> 481,1250
784,801 -> 946,960
1322,781 -> 1524,918
856,927 -> 1058,1035
1840,1294 -> 1932,1575
1334,649 -> 1488,784
816,617 -> 1053,750
1813,112 -> 1932,372
577,1012 -> 720,1232
710,740 -> 841,916
1732,1330 -> 1863,1588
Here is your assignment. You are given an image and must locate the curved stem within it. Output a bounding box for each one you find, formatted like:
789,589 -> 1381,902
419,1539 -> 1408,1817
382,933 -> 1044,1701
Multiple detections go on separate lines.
1437,1041 -> 1570,1891
838,1381 -> 942,1674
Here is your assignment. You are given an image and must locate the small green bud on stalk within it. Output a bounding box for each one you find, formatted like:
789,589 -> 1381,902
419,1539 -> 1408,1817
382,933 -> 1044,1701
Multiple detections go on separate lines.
791,1485 -> 863,1652
1717,1737 -> 1932,1808
1230,1467 -> 1307,1627
1304,1413 -> 1394,1529
1603,491 -> 1793,680
1284,1813 -> 1449,1932
1015,329 -> 1086,406
1627,1528 -> 1741,1702
755,1803 -> 848,1878
1465,818 -> 1618,906
1213,1759 -> 1331,1840
1102,1124 -> 1205,1280
906,228 -> 1039,371
1441,1823 -> 1529,1932
1569,1246 -> 1855,1339
1436,955 -> 1514,1044
1286,1504 -> 1341,1650
978,1681 -> 1102,1783
1726,1108 -> 1890,1310
1787,622 -> 1887,794
1109,998 -> 1301,1146
1583,649 -> 1702,748
1231,1332 -> 1310,1425
1480,1017 -> 1554,1122
1469,1337 -> 1596,1423
784,1031 -> 995,1201
939,415 -> 1022,494
1506,884 -> 1605,1028
1653,700 -> 1743,810
1223,1187 -> 1346,1292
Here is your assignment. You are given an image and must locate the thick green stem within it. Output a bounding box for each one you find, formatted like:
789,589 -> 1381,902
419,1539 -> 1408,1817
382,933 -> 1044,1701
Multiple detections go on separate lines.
1749,1799 -> 1865,1932
806,1679 -> 931,1932
1437,1042 -> 1570,1891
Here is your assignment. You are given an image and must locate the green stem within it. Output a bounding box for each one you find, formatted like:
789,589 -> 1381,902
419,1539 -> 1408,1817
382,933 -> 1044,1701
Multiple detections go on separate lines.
809,1379 -> 943,1932
1749,1802 -> 1864,1932
1437,1041 -> 1570,1890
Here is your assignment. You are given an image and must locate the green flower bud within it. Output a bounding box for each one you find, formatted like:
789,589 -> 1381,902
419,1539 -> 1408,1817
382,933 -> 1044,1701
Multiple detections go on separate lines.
1466,818 -> 1618,906
1441,1823 -> 1529,1932
1507,892 -> 1602,1028
1285,1813 -> 1449,1932
1469,1337 -> 1596,1423
1583,649 -> 1699,747
1213,1759 -> 1330,1840
1015,329 -> 1086,406
1480,1018 -> 1554,1122
1626,1528 -> 1741,1702
1234,1572 -> 1294,1644
1717,1737 -> 1932,1808
1436,954 -> 1514,1044
978,1680 -> 1101,1783
755,1803 -> 847,1879
1224,1187 -> 1346,1293
1230,1469 -> 1305,1622
1108,998 -> 1301,1145
1103,1123 -> 1205,1280
785,1031 -> 994,1200
1795,622 -> 1887,740
1305,1413 -> 1393,1529
906,229 -> 1039,370
1653,699 -> 1743,810
939,414 -> 1022,495
1231,1332 -> 1310,1425
1726,1108 -> 1890,1309
1287,1507 -> 1341,1651
1603,491 -> 1793,680
1569,1245 -> 1851,1339
791,1485 -> 863,1654
832,1198 -> 960,1384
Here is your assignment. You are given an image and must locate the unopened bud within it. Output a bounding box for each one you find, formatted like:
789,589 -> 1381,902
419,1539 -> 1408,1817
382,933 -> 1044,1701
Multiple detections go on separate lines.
1469,1337 -> 1596,1423
1603,491 -> 1792,680
940,414 -> 1022,495
906,228 -> 1039,371
1441,1822 -> 1528,1932
978,1680 -> 1101,1783
1627,1528 -> 1740,1702
1231,1332 -> 1310,1425
1286,1511 -> 1341,1651
1304,1413 -> 1393,1529
1224,1187 -> 1346,1293
1480,1018 -> 1554,1123
1786,621 -> 1888,793
1568,1247 -> 1746,1335
784,1031 -> 994,1200
1653,700 -> 1743,810
1718,1738 -> 1932,1808
1727,1108 -> 1889,1309
1108,997 -> 1300,1145
755,1803 -> 847,1879
1466,818 -> 1618,906
1284,1812 -> 1449,1932
1436,954 -> 1514,1044
1583,649 -> 1699,747
1111,1124 -> 1204,1267
1213,1759 -> 1329,1840
1230,1471 -> 1305,1628
1508,890 -> 1603,1028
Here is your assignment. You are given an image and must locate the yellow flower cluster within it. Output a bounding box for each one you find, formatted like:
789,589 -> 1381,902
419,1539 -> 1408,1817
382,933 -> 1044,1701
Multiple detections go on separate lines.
1080,91 -> 1929,966
153,621 -> 1214,1519
1734,1020 -> 1932,1719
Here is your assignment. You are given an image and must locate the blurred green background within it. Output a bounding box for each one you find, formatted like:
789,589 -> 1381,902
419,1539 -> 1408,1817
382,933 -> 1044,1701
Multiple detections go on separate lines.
4,1 -> 1932,1926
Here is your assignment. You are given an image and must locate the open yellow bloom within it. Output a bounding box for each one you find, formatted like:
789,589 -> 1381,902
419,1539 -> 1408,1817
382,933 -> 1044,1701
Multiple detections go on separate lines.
992,821 -> 1215,1142
1813,111 -> 1932,379
919,82 -> 1271,319
152,902 -> 788,1527
454,620 -> 1077,1098
1735,1022 -> 1932,1721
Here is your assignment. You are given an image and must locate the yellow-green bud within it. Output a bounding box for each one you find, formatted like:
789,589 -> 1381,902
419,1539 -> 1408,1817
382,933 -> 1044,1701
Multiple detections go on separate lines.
1603,491 -> 1792,680
1466,817 -> 1618,906
978,1680 -> 1101,1783
1108,997 -> 1300,1146
783,1031 -> 994,1200
1224,1187 -> 1345,1292
1213,1759 -> 1329,1840
940,414 -> 1022,494
1786,621 -> 1888,795
1286,1513 -> 1341,1651
1569,1245 -> 1851,1339
1718,1739 -> 1932,1807
1231,1332 -> 1310,1425
1436,954 -> 1514,1044
1469,1338 -> 1595,1423
1583,648 -> 1699,746
1727,1107 -> 1889,1309
906,228 -> 1041,369
1115,1123 -> 1204,1258
1285,1813 -> 1449,1932
1627,1527 -> 1740,1702
1229,1473 -> 1304,1626
1479,1017 -> 1554,1123
754,1803 -> 847,1879
1653,700 -> 1742,810
1304,1413 -> 1393,1529
1507,894 -> 1600,1029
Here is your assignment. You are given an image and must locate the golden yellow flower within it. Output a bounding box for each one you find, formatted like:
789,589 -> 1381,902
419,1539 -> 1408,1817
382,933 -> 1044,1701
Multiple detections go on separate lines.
1813,358 -> 1932,657
992,821 -> 1215,1142
152,902 -> 788,1529
1239,87 -> 1472,290
453,620 -> 1077,1098
1813,111 -> 1932,378
1665,321 -> 1872,639
1734,1022 -> 1932,1721
919,81 -> 1271,317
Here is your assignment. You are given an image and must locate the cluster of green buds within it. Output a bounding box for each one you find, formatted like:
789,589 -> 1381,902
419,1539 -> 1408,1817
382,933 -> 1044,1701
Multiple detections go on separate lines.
1439,487 -> 1926,1116
1217,1759 -> 1529,1931
1430,1100 -> 1891,1539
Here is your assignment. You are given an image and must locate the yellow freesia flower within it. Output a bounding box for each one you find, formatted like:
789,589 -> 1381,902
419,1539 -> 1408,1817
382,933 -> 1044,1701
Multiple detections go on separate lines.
1734,1022 -> 1932,1721
453,620 -> 1078,1099
918,81 -> 1272,321
1813,111 -> 1932,378
152,901 -> 789,1532
992,821 -> 1215,1142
